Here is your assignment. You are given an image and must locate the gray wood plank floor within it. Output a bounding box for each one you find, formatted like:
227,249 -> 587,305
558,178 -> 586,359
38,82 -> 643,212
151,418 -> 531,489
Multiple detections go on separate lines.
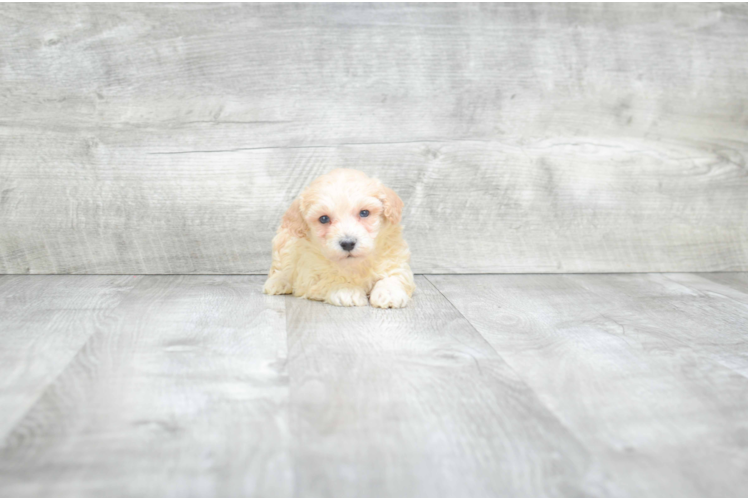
1,273 -> 747,496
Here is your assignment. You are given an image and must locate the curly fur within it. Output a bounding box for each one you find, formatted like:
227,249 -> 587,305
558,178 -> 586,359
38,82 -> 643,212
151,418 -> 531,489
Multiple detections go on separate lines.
263,169 -> 415,308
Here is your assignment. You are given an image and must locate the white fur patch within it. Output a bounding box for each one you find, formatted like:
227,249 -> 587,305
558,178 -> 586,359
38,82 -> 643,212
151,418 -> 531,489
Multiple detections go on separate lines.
327,287 -> 369,307
263,274 -> 292,295
370,277 -> 410,309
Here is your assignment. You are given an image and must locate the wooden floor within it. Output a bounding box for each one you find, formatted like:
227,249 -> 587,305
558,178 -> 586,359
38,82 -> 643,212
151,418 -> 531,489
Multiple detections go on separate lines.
1,273 -> 747,497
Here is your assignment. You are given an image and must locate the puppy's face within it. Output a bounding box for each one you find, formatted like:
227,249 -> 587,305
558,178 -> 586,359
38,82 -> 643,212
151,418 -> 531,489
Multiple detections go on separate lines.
288,169 -> 403,264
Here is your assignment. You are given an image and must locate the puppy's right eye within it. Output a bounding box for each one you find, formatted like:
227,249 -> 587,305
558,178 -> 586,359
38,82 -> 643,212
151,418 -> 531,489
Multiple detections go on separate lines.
319,215 -> 330,224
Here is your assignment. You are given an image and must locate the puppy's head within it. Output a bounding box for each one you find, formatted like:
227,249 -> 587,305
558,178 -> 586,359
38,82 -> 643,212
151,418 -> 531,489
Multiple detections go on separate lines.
283,169 -> 403,263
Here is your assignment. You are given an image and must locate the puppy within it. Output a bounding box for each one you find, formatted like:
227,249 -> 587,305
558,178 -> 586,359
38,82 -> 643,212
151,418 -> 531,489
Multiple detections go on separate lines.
263,169 -> 415,308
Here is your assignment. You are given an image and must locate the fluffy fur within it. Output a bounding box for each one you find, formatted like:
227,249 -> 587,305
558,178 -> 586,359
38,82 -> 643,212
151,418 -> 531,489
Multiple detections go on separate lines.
263,169 -> 415,308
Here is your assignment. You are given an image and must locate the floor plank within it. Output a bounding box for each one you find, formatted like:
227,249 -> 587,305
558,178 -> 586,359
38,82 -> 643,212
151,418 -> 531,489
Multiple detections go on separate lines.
0,276 -> 290,497
0,275 -> 139,441
620,273 -> 748,378
428,273 -> 748,497
2,273 -> 747,496
696,272 -> 748,295
284,276 -> 615,497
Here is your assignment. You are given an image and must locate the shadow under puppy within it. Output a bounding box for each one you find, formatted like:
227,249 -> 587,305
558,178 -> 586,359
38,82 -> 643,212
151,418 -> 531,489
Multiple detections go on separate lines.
264,169 -> 415,308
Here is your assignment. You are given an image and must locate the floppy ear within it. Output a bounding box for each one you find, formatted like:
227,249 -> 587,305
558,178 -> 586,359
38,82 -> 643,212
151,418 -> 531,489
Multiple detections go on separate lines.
280,197 -> 308,238
378,184 -> 404,225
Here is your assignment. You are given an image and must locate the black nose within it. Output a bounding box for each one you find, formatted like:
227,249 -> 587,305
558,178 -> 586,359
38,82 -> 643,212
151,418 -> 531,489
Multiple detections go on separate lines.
340,239 -> 356,252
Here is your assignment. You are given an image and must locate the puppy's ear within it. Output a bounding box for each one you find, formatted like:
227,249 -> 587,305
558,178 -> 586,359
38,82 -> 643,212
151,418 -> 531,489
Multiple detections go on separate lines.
280,197 -> 308,238
378,184 -> 404,225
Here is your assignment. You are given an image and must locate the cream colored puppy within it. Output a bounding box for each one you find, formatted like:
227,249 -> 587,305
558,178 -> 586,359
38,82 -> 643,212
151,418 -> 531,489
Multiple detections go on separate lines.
263,169 -> 415,308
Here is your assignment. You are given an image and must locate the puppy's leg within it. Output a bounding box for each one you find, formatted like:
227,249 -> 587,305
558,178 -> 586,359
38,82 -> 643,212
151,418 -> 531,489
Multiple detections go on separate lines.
370,264 -> 415,309
326,286 -> 369,307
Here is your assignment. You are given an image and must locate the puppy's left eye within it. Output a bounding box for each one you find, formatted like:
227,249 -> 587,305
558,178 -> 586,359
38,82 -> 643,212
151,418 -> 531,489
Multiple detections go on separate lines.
359,210 -> 370,218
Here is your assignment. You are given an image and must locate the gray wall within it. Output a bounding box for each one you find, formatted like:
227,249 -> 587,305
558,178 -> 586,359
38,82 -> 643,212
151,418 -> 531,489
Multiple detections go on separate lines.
1,3 -> 746,274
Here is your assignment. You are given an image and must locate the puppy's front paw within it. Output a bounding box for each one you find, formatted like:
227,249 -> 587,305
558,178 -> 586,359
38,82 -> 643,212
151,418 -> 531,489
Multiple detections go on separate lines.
370,280 -> 410,309
264,275 -> 292,295
327,287 -> 369,307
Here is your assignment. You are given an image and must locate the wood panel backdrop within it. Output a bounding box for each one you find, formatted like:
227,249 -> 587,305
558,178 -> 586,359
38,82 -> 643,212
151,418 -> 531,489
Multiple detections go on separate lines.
1,3 -> 746,274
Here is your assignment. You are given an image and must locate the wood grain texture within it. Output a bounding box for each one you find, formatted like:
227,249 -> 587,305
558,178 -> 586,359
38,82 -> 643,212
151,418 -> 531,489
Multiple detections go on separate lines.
1,3 -> 747,273
429,273 -> 748,497
284,276 -> 615,497
0,275 -> 138,440
697,271 -> 748,295
1,273 -> 747,496
0,276 -> 291,497
660,272 -> 748,377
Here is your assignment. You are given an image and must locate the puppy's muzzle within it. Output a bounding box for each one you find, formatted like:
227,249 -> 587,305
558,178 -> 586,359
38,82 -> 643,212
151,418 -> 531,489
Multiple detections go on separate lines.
339,238 -> 357,252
